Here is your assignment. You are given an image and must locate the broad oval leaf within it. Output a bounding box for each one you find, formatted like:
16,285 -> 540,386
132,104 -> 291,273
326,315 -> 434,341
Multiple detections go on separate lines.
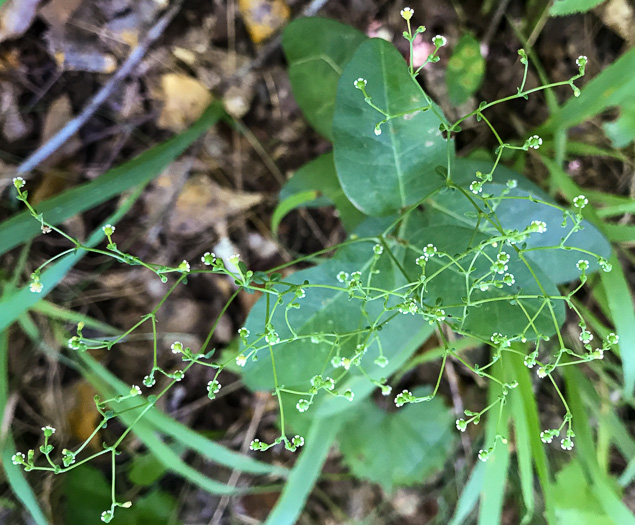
278,153 -> 366,232
449,159 -> 611,284
283,17 -> 367,140
338,389 -> 455,492
333,38 -> 453,216
400,209 -> 565,340
240,217 -> 434,423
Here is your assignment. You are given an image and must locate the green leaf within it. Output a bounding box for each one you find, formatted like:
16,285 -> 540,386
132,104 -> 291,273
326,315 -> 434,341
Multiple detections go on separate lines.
240,217 -> 435,424
552,461 -> 614,524
283,17 -> 367,140
64,465 -> 180,525
272,190 -> 320,236
333,38 -> 452,216
264,415 -> 343,525
338,389 -> 455,492
401,208 -> 565,340
603,104 -> 635,148
63,465 -> 111,525
452,159 -> 611,284
278,153 -> 366,232
541,46 -> 635,132
446,34 -> 485,106
550,0 -> 606,16
128,450 -> 171,486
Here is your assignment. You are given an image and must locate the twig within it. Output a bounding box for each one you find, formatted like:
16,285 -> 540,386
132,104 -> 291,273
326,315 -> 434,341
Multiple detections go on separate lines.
16,0 -> 184,176
482,0 -> 512,50
208,392 -> 269,525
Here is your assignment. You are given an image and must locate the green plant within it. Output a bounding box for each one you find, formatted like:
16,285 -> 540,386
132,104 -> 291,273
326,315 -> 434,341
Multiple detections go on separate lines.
4,7 -> 633,525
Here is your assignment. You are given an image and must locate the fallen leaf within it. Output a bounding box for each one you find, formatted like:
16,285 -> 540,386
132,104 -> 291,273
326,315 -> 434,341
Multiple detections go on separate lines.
595,0 -> 635,44
0,0 -> 41,42
66,379 -> 101,449
38,0 -> 82,33
29,95 -> 82,203
238,0 -> 289,44
169,174 -> 263,236
40,95 -> 81,162
155,73 -> 213,131
0,81 -> 30,141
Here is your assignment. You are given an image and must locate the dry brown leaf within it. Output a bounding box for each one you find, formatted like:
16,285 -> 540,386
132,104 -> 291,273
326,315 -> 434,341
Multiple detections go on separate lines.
0,81 -> 30,141
66,379 -> 102,449
238,0 -> 289,44
39,94 -> 81,162
0,0 -> 41,42
169,174 -> 262,236
29,95 -> 82,203
0,48 -> 21,72
595,0 -> 635,44
38,0 -> 82,33
156,73 -> 213,131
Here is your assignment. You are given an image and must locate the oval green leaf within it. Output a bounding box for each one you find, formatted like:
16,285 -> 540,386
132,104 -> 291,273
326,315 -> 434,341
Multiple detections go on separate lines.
333,38 -> 452,216
283,17 -> 368,140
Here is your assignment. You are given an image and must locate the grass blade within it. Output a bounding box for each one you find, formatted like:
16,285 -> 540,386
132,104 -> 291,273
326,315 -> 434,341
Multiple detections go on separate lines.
0,102 -> 224,258
264,414 -> 343,525
449,462 -> 486,525
0,331 -> 49,524
478,362 -> 510,525
600,254 -> 635,395
564,367 -> 635,524
79,352 -> 286,476
0,183 -> 145,333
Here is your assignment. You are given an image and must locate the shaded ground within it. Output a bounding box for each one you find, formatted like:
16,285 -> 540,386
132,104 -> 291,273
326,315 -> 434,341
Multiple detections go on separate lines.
1,0 -> 633,523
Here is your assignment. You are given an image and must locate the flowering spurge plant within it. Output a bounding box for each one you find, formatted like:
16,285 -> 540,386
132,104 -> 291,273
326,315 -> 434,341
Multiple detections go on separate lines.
8,9 -> 621,524
243,10 -> 611,461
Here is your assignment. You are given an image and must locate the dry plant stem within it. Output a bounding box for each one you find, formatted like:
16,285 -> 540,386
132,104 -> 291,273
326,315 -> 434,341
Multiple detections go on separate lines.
445,352 -> 472,460
16,0 -> 184,176
481,0 -> 512,49
208,393 -> 268,525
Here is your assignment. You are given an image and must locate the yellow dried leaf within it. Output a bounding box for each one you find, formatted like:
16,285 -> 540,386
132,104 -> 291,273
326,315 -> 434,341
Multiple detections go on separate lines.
66,380 -> 101,449
238,0 -> 289,44
170,174 -> 263,235
156,73 -> 213,132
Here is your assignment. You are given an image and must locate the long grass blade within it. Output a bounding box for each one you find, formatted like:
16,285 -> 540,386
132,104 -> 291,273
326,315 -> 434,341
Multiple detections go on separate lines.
0,102 -> 224,257
0,330 -> 49,524
264,415 -> 343,525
